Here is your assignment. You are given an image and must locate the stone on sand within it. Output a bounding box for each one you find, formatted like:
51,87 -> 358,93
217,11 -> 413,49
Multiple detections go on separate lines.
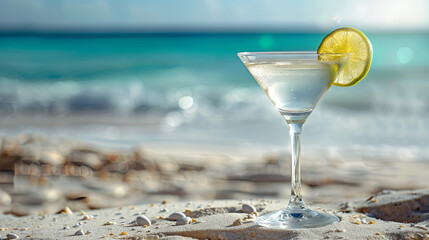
241,203 -> 256,214
6,233 -> 19,239
355,189 -> 429,223
74,230 -> 85,236
168,212 -> 186,221
176,217 -> 192,226
136,215 -> 151,226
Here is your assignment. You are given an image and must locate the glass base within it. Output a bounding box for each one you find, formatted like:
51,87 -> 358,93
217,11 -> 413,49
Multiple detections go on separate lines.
256,206 -> 339,229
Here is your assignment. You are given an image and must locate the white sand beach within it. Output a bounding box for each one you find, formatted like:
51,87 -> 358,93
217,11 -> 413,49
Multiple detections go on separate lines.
0,135 -> 429,239
0,191 -> 428,239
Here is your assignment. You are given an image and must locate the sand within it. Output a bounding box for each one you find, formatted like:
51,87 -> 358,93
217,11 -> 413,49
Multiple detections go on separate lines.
0,191 -> 428,239
1,135 -> 429,239
2,134 -> 429,217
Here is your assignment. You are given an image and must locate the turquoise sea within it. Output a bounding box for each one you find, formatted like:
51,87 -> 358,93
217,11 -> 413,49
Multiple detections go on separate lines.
0,32 -> 428,158
0,32 -> 427,110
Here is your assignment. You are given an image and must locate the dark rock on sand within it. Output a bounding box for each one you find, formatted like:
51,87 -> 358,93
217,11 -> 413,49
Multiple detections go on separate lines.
355,189 -> 429,223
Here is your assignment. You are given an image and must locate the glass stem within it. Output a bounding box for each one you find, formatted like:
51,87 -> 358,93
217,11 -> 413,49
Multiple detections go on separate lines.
287,123 -> 305,208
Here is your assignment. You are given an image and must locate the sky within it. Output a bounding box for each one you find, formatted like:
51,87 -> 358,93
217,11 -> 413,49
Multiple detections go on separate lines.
0,0 -> 428,32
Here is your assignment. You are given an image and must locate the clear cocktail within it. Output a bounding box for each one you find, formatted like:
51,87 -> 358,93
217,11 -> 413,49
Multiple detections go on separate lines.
238,52 -> 349,228
245,56 -> 339,124
237,27 -> 372,229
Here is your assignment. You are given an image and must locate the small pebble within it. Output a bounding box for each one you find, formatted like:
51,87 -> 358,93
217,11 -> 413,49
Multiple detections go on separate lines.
242,204 -> 256,214
74,230 -> 85,236
63,226 -> 69,230
233,218 -> 242,226
136,215 -> 151,226
73,222 -> 82,228
335,229 -> 346,232
176,217 -> 192,226
160,208 -> 168,212
168,212 -> 186,221
6,233 -> 19,239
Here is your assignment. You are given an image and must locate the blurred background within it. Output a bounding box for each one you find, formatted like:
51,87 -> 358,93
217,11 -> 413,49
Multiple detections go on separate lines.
0,0 -> 428,216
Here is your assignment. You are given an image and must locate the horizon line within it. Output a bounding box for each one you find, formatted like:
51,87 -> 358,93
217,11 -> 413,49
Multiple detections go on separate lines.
0,25 -> 428,36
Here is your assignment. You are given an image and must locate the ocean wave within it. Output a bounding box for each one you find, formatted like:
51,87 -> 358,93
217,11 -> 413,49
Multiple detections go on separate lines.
1,76 -> 429,161
1,33 -> 429,153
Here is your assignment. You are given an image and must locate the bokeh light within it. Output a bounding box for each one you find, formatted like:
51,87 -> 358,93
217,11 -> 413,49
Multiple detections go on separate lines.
396,46 -> 414,64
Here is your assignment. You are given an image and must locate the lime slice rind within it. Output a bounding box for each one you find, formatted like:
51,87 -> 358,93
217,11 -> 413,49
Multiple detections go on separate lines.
317,27 -> 373,87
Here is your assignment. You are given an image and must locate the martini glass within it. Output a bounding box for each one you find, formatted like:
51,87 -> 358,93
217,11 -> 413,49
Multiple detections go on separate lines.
237,51 -> 350,229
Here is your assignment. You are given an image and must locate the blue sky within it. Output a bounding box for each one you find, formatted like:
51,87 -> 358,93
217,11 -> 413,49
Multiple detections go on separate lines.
0,0 -> 428,32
